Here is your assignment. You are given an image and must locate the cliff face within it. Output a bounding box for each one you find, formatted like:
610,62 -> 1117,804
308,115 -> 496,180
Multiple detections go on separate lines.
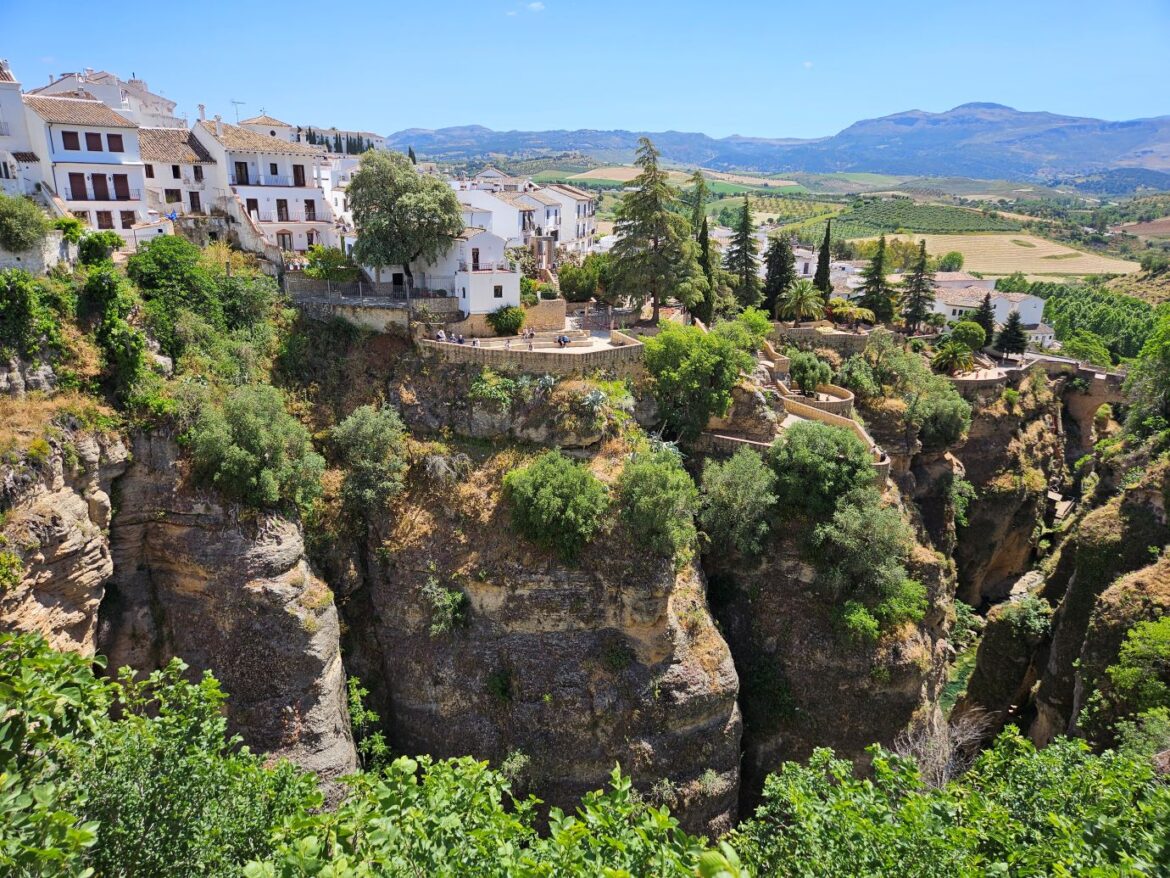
330,450 -> 742,836
0,422 -> 128,653
97,432 -> 357,782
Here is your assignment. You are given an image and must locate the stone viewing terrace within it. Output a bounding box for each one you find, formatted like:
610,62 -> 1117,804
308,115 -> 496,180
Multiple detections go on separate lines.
418,329 -> 644,376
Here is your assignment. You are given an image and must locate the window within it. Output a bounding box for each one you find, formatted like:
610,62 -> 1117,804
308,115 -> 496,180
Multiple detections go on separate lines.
85,132 -> 103,151
107,133 -> 124,152
145,164 -> 154,178
276,231 -> 293,251
493,285 -> 503,298
269,163 -> 278,176
95,210 -> 114,229
276,199 -> 289,222
171,165 -> 181,179
71,210 -> 89,224
62,131 -> 80,150
193,165 -> 203,183
189,191 -> 201,213
164,189 -> 181,203
304,200 -> 315,221
120,211 -> 135,229
0,162 -> 8,179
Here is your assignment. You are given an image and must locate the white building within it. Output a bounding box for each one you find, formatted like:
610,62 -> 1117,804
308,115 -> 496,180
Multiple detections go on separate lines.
192,117 -> 338,253
29,69 -> 184,128
932,271 -> 996,292
455,187 -> 530,247
0,60 -> 42,198
238,113 -> 299,143
1025,323 -> 1056,349
931,287 -> 1044,326
139,127 -> 215,217
544,183 -> 596,255
21,93 -> 151,242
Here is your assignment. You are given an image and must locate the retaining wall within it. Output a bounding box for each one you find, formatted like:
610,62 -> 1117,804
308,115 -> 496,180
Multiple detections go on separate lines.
0,230 -> 74,273
776,381 -> 855,416
417,334 -> 644,376
771,322 -> 874,355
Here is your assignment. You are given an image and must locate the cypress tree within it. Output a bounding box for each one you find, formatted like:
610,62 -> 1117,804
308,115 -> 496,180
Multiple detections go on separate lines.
858,235 -> 895,323
813,221 -> 832,295
334,133 -> 343,153
408,146 -> 417,165
900,239 -> 936,333
694,216 -> 715,325
724,195 -> 761,307
685,170 -> 710,237
763,235 -> 796,320
974,292 -> 996,341
996,309 -> 1028,356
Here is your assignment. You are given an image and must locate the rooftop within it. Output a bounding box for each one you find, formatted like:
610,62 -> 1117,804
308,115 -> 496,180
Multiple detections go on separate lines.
547,182 -> 594,200
139,127 -> 216,164
240,113 -> 293,127
23,94 -> 137,128
198,120 -> 324,156
938,286 -> 1040,308
457,226 -> 488,240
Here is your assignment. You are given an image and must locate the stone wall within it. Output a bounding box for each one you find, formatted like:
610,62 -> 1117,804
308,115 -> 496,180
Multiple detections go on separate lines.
418,335 -> 644,376
771,322 -> 875,355
0,230 -> 74,274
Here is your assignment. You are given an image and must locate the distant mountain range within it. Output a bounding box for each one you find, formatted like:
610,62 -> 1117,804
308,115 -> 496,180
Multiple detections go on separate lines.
388,104 -> 1170,181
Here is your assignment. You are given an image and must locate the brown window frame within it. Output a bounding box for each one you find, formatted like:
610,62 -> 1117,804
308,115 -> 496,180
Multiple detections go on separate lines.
95,210 -> 114,229
61,131 -> 80,150
85,132 -> 103,151
107,133 -> 124,152
120,210 -> 135,229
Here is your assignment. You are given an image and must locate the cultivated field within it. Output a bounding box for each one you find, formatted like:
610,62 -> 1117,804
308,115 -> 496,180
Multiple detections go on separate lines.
703,169 -> 798,188
569,166 -> 692,184
1122,217 -> 1170,238
879,233 -> 1140,277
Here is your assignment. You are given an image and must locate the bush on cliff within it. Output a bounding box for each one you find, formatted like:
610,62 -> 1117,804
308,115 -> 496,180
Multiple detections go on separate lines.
699,446 -> 776,558
0,192 -> 49,252
616,449 -> 699,561
486,304 -> 525,336
503,450 -> 608,562
767,421 -> 874,519
332,403 -> 408,521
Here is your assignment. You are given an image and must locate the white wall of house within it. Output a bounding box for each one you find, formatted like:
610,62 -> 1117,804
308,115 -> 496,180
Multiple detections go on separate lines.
240,120 -> 298,143
0,65 -> 41,196
932,290 -> 1044,326
33,71 -> 183,127
143,159 -> 210,216
453,187 -> 525,246
544,185 -> 596,254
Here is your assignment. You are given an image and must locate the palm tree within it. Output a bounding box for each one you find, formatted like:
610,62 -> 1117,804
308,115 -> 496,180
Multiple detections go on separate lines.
932,340 -> 975,375
780,279 -> 825,327
827,297 -> 875,331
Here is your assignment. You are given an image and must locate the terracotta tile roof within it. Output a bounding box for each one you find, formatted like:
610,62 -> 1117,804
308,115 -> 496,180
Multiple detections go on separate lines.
11,151 -> 39,163
547,182 -> 593,201
457,226 -> 487,240
525,189 -> 561,207
0,62 -> 17,83
139,127 -> 215,164
199,120 -> 323,156
494,191 -> 536,210
23,94 -> 137,128
240,113 -> 292,127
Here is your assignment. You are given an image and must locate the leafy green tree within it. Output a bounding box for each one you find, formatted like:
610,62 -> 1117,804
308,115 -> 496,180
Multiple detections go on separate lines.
789,350 -> 831,395
126,235 -> 220,356
0,192 -> 50,252
684,169 -> 710,235
303,245 -> 359,282
78,230 -> 124,265
762,236 -> 795,319
609,138 -> 709,323
812,220 -> 832,295
779,278 -> 824,326
910,383 -> 972,449
828,297 -> 875,330
995,309 -> 1028,356
899,240 -> 936,332
996,271 -> 1029,292
931,340 -> 975,375
857,234 -> 895,323
724,195 -> 760,307
332,404 -> 408,522
189,384 -> 325,511
767,421 -> 874,518
937,250 -> 964,271
348,150 -> 463,291
1060,329 -> 1113,366
486,304 -> 525,335
699,447 -> 776,558
503,451 -> 609,562
1106,617 -> 1170,718
642,321 -> 752,439
616,450 -> 699,561
948,320 -> 986,352
973,292 -> 996,343
0,268 -> 59,357
1124,311 -> 1170,436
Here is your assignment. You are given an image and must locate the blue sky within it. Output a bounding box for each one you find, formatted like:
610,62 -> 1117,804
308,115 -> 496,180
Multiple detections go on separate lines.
5,0 -> 1168,139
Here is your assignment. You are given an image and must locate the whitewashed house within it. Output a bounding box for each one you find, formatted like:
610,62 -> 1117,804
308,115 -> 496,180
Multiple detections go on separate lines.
29,69 -> 184,128
0,61 -> 42,198
931,287 -> 1044,326
192,116 -> 338,253
238,113 -> 298,143
21,94 -> 151,242
455,187 -> 530,247
139,127 -> 215,216
544,183 -> 596,255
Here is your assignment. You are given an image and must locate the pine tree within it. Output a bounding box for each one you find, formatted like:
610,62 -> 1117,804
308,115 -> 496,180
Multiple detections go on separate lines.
996,309 -> 1028,357
694,216 -> 715,325
685,170 -> 710,236
408,146 -> 417,165
610,138 -> 709,324
974,292 -> 996,342
724,194 -> 761,307
763,235 -> 795,320
900,239 -> 936,333
813,221 -> 832,295
858,234 -> 894,323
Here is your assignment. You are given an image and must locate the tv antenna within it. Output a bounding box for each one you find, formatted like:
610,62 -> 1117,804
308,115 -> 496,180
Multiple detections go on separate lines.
230,100 -> 246,123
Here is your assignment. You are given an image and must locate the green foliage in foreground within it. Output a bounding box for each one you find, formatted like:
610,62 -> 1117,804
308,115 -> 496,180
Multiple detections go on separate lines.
616,449 -> 699,561
0,193 -> 50,252
485,304 -> 525,336
3,633 -> 1169,877
503,450 -> 609,561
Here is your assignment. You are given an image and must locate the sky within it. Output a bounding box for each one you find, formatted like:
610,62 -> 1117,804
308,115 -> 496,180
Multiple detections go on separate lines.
4,0 -> 1169,139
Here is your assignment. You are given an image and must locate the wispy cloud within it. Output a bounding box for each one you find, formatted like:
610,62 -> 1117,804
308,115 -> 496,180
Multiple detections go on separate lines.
528,1 -> 545,10
802,60 -> 814,69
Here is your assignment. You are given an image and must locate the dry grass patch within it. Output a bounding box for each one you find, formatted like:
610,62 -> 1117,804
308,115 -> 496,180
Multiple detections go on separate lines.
877,233 -> 1139,277
0,392 -> 118,461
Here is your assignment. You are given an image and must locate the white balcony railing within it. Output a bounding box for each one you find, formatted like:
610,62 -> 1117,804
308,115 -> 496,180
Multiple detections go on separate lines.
231,174 -> 313,187
458,260 -> 515,273
64,187 -> 142,202
254,209 -> 324,223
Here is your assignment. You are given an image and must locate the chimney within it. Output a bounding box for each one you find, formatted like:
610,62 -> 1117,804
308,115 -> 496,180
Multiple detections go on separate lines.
83,67 -> 94,78
214,114 -> 222,137
198,103 -> 206,121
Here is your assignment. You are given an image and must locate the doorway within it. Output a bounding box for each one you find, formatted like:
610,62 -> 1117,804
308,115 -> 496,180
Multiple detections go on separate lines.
234,161 -> 249,185
91,175 -> 110,200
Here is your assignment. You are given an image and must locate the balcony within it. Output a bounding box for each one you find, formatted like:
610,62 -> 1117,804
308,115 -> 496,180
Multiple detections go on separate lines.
254,209 -> 325,223
458,260 -> 515,273
231,174 -> 313,187
64,187 -> 142,202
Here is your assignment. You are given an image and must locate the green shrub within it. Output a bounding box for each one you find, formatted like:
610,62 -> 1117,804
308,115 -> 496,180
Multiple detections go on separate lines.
303,244 -> 359,282
332,404 -> 408,521
949,320 -> 986,352
486,304 -> 525,336
468,367 -> 516,409
788,350 -> 832,396
838,600 -> 881,643
503,451 -> 608,561
78,230 -> 124,266
699,446 -> 776,558
1001,594 -> 1053,638
127,236 -> 221,356
909,382 -> 971,449
767,421 -> 874,519
0,550 -> 23,591
83,265 -> 148,401
835,355 -> 879,400
1106,617 -> 1170,717
0,267 -> 60,357
1001,387 -> 1021,411
539,288 -> 559,300
0,193 -> 50,252
53,215 -> 84,243
616,450 -> 699,561
188,384 -> 324,511
421,576 -> 468,637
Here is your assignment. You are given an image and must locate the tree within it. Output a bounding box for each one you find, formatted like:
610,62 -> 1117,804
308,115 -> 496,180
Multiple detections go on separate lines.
125,235 -> 220,357
609,138 -> 709,323
407,146 -> 417,165
789,350 -> 832,396
503,451 -> 609,562
857,234 -> 895,323
948,320 -> 986,352
332,404 -> 408,522
827,297 -> 874,330
767,421 -> 875,519
348,150 -> 463,291
931,340 -> 975,375
642,321 -> 752,440
694,216 -> 715,325
684,169 -> 710,235
616,451 -> 699,560
937,251 -> 964,272
724,195 -> 760,306
78,230 -> 124,265
1124,311 -> 1170,436
762,236 -> 796,320
0,268 -> 60,358
812,221 -> 832,295
996,271 -> 1029,292
995,309 -> 1028,357
0,192 -> 50,252
1060,329 -> 1112,367
303,244 -> 359,282
779,278 -> 824,326
973,291 -> 996,342
899,240 -> 936,333
699,447 -> 777,559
